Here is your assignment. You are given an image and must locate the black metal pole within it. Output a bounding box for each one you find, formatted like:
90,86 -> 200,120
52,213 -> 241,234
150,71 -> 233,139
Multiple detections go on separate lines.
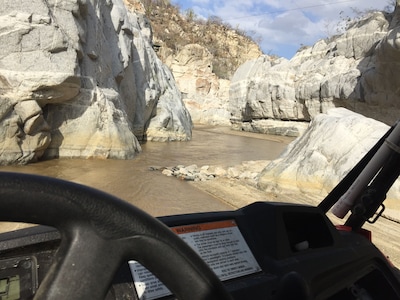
318,125 -> 395,213
345,150 -> 400,230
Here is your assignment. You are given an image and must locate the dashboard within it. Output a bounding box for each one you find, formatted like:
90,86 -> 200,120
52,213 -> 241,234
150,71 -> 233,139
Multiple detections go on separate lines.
0,201 -> 399,299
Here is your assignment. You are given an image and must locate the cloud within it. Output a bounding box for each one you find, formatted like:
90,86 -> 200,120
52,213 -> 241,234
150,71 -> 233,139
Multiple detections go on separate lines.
255,9 -> 331,56
172,0 -> 392,58
191,0 -> 210,4
259,11 -> 310,39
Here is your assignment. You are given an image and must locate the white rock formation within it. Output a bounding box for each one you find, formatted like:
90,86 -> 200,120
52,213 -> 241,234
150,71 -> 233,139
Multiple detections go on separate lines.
146,4 -> 263,126
230,9 -> 400,132
257,108 -> 397,200
166,44 -> 231,126
0,0 -> 191,164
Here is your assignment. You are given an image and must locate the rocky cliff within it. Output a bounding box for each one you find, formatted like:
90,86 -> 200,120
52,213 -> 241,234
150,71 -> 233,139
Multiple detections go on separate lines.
0,0 -> 192,165
142,0 -> 262,80
167,44 -> 232,125
230,7 -> 400,133
137,0 -> 262,125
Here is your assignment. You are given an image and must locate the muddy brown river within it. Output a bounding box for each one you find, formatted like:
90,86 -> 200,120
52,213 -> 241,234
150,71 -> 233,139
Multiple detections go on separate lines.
0,125 -> 292,217
2,125 -> 400,267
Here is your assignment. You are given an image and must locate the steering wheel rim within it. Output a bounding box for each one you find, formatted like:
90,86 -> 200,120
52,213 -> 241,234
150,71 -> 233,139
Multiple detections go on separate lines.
0,172 -> 232,300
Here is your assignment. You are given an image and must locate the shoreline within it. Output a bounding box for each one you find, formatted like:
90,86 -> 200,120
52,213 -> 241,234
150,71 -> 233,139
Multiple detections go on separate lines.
189,175 -> 400,268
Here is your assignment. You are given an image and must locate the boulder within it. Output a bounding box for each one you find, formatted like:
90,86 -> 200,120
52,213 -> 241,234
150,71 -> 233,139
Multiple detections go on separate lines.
153,160 -> 266,184
257,108 -> 400,206
0,0 -> 191,164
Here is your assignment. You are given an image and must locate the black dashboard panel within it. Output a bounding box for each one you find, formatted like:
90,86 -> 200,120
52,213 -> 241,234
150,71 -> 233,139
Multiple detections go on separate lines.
0,201 -> 399,299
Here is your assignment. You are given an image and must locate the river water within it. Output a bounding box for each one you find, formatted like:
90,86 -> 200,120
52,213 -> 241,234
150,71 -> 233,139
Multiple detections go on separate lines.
0,125 -> 292,217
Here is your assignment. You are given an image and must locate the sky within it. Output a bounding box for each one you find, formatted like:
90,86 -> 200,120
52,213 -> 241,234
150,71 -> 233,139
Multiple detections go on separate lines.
171,0 -> 394,59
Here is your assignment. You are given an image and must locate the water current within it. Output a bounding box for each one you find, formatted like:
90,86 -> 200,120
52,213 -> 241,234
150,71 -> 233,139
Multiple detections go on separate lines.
0,125 -> 292,217
2,126 -> 400,269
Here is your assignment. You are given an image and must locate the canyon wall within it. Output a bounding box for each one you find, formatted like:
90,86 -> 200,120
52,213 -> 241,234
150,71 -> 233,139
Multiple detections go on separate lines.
0,0 -> 191,164
230,10 -> 400,134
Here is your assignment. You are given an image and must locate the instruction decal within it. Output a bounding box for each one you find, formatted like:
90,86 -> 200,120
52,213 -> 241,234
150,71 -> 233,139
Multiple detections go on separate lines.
129,220 -> 261,299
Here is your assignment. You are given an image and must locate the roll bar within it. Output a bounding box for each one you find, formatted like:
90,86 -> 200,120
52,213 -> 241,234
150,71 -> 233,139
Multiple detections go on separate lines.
318,120 -> 400,231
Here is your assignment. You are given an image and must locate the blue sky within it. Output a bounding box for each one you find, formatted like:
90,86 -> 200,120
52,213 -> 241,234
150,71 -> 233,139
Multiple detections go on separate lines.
171,0 -> 393,59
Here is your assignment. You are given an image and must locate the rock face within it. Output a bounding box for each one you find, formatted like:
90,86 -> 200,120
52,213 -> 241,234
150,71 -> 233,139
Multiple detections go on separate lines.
257,108 -> 396,199
140,1 -> 262,125
0,0 -> 191,165
230,9 -> 400,131
166,44 -> 231,125
145,2 -> 262,81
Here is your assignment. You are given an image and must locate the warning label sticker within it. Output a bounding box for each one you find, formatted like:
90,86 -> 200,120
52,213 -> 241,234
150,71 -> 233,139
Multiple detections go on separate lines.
129,220 -> 261,300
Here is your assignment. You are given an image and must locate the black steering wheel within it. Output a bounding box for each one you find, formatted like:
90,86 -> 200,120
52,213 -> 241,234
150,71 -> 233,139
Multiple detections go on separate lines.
0,172 -> 232,300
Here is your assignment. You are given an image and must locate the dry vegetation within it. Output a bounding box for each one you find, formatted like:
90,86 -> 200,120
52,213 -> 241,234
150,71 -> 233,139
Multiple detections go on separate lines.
139,0 -> 263,79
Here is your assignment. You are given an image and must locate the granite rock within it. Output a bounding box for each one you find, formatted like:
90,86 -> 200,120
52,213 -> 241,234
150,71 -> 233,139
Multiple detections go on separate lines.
0,0 -> 191,164
230,9 -> 400,132
257,108 -> 400,206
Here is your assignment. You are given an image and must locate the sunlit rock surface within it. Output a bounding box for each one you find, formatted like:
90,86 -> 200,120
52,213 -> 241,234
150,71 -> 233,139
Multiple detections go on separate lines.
0,0 -> 191,164
166,44 -> 231,126
230,10 -> 400,131
257,108 -> 396,199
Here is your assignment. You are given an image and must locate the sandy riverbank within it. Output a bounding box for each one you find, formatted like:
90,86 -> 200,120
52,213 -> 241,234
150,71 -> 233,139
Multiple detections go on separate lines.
189,174 -> 400,268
